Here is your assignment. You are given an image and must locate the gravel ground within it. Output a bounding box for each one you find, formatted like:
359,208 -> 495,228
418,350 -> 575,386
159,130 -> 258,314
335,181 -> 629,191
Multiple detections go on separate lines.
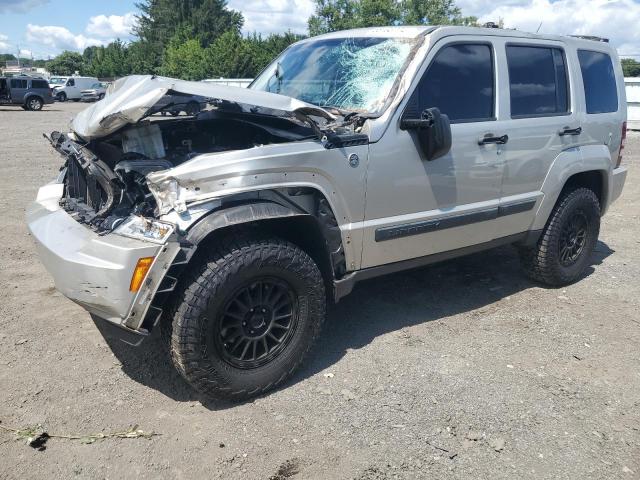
0,102 -> 639,480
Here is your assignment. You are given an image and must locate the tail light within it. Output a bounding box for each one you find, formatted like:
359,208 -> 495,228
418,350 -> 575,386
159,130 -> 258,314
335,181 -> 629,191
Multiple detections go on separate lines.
617,121 -> 627,168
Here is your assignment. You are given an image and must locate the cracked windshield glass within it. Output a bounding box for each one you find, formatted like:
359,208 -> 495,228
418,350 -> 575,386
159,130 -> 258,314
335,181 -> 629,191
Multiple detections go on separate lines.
250,37 -> 415,114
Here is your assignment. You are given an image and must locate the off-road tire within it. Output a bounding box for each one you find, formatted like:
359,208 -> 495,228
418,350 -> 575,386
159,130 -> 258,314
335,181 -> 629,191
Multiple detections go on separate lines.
26,97 -> 43,111
56,92 -> 66,102
519,188 -> 600,286
168,235 -> 326,401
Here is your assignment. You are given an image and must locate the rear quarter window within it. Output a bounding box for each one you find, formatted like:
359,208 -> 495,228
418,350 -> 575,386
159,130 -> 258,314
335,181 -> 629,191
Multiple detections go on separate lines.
578,50 -> 618,113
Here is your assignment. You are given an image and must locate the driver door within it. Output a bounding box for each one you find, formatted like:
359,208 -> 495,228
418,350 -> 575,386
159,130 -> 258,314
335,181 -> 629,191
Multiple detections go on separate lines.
361,39 -> 506,268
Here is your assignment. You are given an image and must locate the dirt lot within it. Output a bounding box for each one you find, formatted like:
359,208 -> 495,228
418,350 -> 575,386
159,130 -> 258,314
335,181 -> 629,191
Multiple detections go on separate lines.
0,101 -> 639,479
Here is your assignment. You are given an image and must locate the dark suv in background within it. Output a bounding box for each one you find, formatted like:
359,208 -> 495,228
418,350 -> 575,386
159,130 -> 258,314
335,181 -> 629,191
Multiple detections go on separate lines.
0,76 -> 54,111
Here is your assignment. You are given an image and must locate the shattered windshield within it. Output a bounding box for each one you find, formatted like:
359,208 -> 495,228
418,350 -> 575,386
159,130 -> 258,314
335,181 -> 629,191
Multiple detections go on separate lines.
250,37 -> 415,115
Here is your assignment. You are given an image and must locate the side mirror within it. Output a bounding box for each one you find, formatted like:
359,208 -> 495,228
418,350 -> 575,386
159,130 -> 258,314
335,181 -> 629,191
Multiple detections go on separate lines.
400,107 -> 452,161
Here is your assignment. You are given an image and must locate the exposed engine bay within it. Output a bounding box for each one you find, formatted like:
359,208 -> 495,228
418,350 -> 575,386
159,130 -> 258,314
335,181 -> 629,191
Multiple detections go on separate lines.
48,108 -> 323,231
46,76 -> 369,233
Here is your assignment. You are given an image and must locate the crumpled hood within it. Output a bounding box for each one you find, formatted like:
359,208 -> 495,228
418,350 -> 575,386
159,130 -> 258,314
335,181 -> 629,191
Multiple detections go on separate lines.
71,75 -> 335,140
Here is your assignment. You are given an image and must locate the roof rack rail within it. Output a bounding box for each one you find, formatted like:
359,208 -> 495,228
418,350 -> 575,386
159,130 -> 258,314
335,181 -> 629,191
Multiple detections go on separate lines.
569,35 -> 609,43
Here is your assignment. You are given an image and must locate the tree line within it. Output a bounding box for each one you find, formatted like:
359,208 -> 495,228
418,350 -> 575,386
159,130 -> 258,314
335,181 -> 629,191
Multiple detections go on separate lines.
11,0 -> 640,79
40,0 -> 476,79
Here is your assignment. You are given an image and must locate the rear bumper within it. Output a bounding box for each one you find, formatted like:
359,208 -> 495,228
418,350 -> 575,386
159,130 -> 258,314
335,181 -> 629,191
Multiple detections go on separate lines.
609,166 -> 627,207
26,182 -> 179,341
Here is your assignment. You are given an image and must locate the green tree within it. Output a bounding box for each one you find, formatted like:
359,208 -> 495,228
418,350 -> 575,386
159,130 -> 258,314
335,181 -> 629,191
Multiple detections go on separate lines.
47,51 -> 85,75
134,0 -> 243,70
246,32 -> 305,75
205,30 -> 255,78
622,58 -> 640,77
308,0 -> 362,36
308,0 -> 476,35
126,40 -> 158,75
161,37 -> 209,80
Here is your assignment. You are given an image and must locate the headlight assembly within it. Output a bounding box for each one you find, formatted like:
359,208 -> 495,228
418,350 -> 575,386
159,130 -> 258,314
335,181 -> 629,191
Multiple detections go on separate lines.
113,215 -> 174,244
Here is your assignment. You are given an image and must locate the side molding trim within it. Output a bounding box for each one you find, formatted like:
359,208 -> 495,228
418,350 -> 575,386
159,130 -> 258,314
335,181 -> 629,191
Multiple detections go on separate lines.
375,199 -> 537,242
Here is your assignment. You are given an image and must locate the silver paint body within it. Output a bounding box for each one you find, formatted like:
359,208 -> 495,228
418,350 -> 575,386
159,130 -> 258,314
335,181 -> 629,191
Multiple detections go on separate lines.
27,26 -> 628,334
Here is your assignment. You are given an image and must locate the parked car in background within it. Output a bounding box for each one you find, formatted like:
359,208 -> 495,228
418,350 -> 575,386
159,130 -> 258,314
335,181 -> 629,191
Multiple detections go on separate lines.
49,76 -> 99,102
0,75 -> 53,110
81,82 -> 109,102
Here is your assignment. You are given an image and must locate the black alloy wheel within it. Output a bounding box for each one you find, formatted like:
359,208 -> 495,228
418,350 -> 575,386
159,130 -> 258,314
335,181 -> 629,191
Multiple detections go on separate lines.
558,211 -> 588,266
215,277 -> 299,369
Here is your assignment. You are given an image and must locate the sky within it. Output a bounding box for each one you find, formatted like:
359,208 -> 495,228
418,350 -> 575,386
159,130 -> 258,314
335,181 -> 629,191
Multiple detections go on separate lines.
1,0 -> 640,59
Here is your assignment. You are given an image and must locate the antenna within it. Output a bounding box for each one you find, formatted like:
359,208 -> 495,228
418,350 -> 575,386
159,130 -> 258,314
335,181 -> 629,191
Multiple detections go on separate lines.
536,22 -> 543,33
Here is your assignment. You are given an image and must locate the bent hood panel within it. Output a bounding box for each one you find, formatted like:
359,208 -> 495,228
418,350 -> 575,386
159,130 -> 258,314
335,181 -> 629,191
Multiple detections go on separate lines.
71,75 -> 334,140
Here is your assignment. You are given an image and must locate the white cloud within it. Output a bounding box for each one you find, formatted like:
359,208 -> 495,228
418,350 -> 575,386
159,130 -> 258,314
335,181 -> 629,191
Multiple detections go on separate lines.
26,24 -> 104,52
19,48 -> 32,57
459,0 -> 640,57
0,33 -> 10,51
0,0 -> 48,14
85,12 -> 137,39
228,0 -> 315,35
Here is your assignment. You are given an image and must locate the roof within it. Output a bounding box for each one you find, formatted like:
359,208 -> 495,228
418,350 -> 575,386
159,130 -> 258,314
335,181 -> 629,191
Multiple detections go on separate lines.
298,25 -> 618,51
298,26 -> 436,43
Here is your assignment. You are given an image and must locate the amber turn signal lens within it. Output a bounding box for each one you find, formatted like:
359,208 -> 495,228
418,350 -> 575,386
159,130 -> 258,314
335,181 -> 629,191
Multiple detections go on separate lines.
129,257 -> 155,292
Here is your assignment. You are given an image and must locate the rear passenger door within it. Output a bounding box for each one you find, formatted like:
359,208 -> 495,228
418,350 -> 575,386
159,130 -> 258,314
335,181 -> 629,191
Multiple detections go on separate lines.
9,78 -> 28,103
492,38 -> 581,238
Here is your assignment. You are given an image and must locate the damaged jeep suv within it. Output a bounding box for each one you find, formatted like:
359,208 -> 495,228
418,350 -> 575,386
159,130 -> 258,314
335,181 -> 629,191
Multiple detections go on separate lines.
27,26 -> 628,400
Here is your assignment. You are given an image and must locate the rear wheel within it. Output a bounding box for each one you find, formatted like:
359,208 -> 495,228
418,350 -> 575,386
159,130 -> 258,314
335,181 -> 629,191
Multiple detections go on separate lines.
168,234 -> 326,401
520,188 -> 600,286
26,97 -> 43,111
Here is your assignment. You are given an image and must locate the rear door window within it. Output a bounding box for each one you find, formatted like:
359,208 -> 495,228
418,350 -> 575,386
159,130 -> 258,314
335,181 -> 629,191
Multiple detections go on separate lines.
578,50 -> 618,113
10,79 -> 28,89
410,43 -> 494,123
506,45 -> 569,117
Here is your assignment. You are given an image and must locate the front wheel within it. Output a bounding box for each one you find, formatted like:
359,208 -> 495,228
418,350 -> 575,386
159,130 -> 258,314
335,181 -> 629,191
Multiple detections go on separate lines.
520,188 -> 601,286
168,235 -> 326,401
56,92 -> 66,102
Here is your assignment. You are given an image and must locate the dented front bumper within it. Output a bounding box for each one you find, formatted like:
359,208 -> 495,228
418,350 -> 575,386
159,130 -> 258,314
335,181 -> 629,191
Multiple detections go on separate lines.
26,182 -> 179,344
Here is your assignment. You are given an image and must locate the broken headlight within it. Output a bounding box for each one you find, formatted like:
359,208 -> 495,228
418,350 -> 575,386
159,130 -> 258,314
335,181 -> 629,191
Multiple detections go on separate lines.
113,215 -> 174,244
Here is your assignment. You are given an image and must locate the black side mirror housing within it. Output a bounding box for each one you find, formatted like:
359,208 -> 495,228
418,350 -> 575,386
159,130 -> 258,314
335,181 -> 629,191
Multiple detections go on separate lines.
400,107 -> 452,161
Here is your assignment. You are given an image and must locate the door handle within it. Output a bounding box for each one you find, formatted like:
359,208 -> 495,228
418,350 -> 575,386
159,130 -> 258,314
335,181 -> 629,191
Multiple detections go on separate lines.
559,126 -> 582,136
478,134 -> 508,145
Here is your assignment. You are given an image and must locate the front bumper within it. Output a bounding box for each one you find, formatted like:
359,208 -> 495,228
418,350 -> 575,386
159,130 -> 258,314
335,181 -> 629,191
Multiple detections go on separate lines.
26,182 -> 180,343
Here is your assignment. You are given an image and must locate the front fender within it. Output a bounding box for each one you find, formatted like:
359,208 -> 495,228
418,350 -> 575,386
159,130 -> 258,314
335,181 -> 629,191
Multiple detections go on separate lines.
185,201 -> 306,246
